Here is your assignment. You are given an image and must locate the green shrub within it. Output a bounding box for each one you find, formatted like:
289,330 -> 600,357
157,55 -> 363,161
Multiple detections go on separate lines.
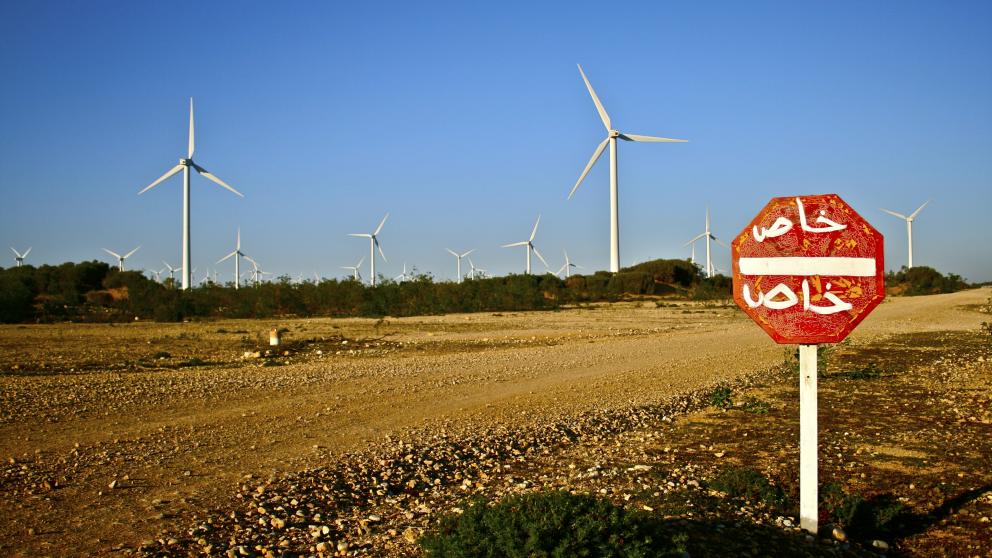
821,484 -> 907,539
740,397 -> 770,414
709,467 -> 788,510
708,384 -> 733,410
419,491 -> 684,558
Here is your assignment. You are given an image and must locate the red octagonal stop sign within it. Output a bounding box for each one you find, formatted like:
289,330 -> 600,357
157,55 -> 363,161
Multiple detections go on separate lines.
732,193 -> 885,344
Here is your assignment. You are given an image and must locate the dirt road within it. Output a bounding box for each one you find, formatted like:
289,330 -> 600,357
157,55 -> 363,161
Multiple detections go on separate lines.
0,288 -> 988,556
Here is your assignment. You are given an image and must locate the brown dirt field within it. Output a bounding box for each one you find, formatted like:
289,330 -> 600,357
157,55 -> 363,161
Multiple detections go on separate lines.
0,288 -> 989,556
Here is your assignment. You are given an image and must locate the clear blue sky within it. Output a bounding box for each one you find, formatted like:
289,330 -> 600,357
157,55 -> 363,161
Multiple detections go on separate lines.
2,1 -> 990,282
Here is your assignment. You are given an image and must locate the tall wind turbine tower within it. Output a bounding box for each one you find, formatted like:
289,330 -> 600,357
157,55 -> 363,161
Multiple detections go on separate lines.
10,247 -> 31,267
138,98 -> 243,291
446,248 -> 475,283
103,246 -> 140,272
684,208 -> 728,278
568,64 -> 687,273
217,228 -> 248,289
348,214 -> 388,286
881,201 -> 929,269
502,215 -> 548,275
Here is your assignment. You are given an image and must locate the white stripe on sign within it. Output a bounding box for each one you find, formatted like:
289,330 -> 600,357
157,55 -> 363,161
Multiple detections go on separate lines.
739,257 -> 876,277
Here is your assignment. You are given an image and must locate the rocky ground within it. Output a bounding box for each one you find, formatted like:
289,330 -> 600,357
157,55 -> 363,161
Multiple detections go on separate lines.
0,288 -> 989,557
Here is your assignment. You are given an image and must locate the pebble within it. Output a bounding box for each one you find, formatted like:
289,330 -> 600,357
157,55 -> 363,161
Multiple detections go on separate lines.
872,539 -> 890,551
831,526 -> 847,542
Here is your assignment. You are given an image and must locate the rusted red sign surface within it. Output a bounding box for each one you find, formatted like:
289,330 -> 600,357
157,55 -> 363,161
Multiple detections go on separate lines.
732,193 -> 885,344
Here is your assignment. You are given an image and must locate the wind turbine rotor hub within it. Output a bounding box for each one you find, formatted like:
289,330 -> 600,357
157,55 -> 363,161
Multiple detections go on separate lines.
609,129 -> 620,138
179,158 -> 191,166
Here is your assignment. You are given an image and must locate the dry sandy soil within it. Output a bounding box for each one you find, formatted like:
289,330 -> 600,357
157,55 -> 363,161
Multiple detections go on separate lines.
0,288 -> 989,556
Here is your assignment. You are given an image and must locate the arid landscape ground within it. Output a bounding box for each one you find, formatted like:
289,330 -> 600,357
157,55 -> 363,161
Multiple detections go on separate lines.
1,288 -> 989,557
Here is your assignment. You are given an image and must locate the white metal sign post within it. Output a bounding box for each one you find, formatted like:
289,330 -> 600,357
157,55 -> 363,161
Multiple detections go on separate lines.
732,194 -> 885,536
799,344 -> 818,533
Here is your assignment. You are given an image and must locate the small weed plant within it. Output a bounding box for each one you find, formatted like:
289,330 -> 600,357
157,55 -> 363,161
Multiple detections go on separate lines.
740,397 -> 771,414
419,491 -> 685,558
708,384 -> 733,410
709,467 -> 789,511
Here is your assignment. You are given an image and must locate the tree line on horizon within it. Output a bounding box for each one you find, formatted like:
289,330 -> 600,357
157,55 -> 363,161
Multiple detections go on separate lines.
0,259 -> 974,324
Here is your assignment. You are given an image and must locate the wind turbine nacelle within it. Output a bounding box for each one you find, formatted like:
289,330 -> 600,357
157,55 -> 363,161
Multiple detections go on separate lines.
179,158 -> 190,165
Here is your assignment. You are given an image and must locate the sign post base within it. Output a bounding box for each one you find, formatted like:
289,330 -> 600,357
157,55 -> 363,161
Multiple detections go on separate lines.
799,344 -> 818,535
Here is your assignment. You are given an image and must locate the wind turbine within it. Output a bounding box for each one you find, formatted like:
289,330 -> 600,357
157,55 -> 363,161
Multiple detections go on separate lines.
467,257 -> 486,279
103,246 -> 140,272
342,256 -> 365,282
150,268 -> 164,282
162,261 -> 179,283
684,208 -> 728,278
446,248 -> 475,283
568,64 -> 687,273
243,256 -> 271,286
216,228 -> 248,289
348,214 -> 388,286
394,263 -> 411,282
881,201 -> 929,269
556,250 -> 582,278
10,247 -> 31,267
502,215 -> 548,274
137,98 -> 243,291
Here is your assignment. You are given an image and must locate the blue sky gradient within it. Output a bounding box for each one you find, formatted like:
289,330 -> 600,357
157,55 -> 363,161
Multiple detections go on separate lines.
2,1 -> 990,282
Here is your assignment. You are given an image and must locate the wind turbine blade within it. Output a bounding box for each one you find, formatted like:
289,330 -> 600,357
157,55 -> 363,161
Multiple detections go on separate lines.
502,241 -> 528,248
529,215 -> 541,242
22,247 -> 31,258
191,163 -> 243,197
462,248 -> 475,258
10,247 -> 20,258
909,200 -> 930,219
138,164 -> 184,195
714,237 -> 730,249
374,213 -> 389,235
619,133 -> 688,143
243,255 -> 257,267
446,248 -> 459,257
557,263 -> 567,275
880,208 -> 908,220
375,239 -> 387,262
357,257 -> 365,267
217,251 -> 237,264
188,98 -> 195,158
349,233 -> 372,238
532,246 -> 550,269
568,137 -> 609,199
236,227 -> 241,250
577,64 -> 611,131
124,246 -> 141,258
684,233 -> 706,246
103,248 -> 121,259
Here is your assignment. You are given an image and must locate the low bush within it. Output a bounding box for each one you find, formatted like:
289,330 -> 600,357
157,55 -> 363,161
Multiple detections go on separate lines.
419,491 -> 685,557
709,467 -> 789,511
821,484 -> 907,539
708,384 -> 733,410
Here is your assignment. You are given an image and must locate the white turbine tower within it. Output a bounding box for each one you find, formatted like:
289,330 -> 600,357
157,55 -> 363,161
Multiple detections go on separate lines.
556,250 -> 582,278
103,246 -> 140,272
138,98 -> 243,291
342,257 -> 365,282
881,201 -> 929,269
568,64 -> 687,273
446,248 -> 475,283
348,214 -> 388,286
502,215 -> 548,274
10,247 -> 31,267
216,228 -> 248,289
684,208 -> 728,278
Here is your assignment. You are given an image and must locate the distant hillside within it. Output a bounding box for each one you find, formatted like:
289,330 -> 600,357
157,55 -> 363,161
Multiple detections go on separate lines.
885,266 -> 972,296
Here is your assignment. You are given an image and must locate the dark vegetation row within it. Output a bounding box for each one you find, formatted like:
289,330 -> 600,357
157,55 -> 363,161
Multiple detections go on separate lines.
0,259 -> 973,323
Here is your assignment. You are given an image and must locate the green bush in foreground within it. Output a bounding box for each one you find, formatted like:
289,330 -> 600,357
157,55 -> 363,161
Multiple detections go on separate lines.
419,491 -> 684,558
709,467 -> 789,511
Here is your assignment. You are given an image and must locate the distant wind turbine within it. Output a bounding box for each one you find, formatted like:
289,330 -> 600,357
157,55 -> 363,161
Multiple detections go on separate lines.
103,246 -> 140,272
348,214 -> 388,286
446,248 -> 475,283
216,228 -> 248,289
243,256 -> 271,286
342,256 -> 365,282
881,201 -> 929,269
684,208 -> 728,278
568,64 -> 687,273
556,250 -> 582,278
10,247 -> 31,267
137,98 -> 243,291
502,215 -> 548,274
394,263 -> 411,282
162,261 -> 179,284
467,257 -> 486,279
